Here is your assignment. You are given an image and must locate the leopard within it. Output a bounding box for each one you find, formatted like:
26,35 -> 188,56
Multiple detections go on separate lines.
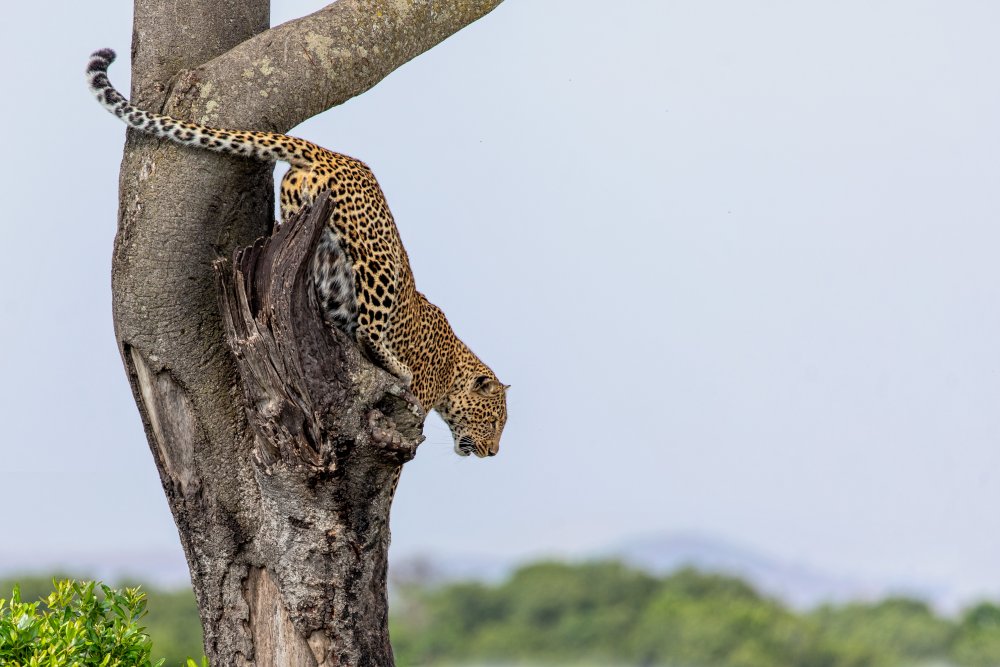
87,48 -> 507,459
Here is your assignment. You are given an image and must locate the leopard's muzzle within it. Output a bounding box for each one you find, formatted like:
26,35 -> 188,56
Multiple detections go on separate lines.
457,436 -> 476,457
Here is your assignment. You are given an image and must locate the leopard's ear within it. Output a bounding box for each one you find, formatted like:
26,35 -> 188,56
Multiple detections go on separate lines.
473,375 -> 503,396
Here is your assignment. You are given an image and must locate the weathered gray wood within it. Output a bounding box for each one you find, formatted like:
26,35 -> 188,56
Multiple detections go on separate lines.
114,1 -> 505,664
213,192 -> 423,665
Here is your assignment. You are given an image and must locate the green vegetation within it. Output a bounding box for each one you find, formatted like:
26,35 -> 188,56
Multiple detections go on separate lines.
0,579 -> 162,666
389,562 -> 1000,667
0,577 -> 202,667
5,563 -> 1000,667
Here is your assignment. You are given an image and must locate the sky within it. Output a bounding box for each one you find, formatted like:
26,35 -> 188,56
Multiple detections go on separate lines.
1,0 -> 999,607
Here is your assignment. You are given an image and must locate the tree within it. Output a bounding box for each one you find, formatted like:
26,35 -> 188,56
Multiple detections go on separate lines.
951,602 -> 1000,667
109,1 -> 504,664
810,597 -> 954,666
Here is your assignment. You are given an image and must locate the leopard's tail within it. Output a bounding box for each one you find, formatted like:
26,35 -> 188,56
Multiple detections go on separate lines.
86,48 -> 324,169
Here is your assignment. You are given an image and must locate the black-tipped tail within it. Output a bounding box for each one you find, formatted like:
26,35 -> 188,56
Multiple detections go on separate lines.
86,48 -> 128,112
87,48 -> 116,74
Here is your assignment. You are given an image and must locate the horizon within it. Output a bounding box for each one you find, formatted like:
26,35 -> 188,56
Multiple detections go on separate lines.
0,528 -> 986,615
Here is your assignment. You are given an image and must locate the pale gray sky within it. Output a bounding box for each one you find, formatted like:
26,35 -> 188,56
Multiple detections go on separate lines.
1,0 -> 998,606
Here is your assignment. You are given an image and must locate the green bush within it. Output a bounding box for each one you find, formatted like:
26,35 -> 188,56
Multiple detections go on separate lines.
0,579 -> 163,666
0,577 -> 204,667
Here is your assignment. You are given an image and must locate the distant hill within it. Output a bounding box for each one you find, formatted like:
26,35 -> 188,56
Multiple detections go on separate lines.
0,549 -> 193,588
391,532 -> 953,611
1,532 -> 954,611
603,532 -> 885,609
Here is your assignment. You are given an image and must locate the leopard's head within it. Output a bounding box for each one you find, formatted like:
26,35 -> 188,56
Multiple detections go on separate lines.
436,372 -> 509,458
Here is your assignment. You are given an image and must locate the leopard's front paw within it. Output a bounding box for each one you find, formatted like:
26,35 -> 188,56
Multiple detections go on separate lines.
368,408 -> 423,463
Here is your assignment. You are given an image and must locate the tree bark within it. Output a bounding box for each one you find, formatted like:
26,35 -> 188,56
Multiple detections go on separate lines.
114,1 -> 504,664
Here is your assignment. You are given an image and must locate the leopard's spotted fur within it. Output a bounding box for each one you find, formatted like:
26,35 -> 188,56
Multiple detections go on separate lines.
88,49 -> 507,458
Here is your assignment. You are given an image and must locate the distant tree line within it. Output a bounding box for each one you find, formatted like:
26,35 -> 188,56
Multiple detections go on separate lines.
390,561 -> 1000,667
5,562 -> 1000,667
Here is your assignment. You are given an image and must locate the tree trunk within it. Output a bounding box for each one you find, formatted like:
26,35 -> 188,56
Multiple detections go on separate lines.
113,1 -> 504,664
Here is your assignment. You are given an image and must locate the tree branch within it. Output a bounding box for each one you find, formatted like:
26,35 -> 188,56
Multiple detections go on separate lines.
161,0 -> 505,130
